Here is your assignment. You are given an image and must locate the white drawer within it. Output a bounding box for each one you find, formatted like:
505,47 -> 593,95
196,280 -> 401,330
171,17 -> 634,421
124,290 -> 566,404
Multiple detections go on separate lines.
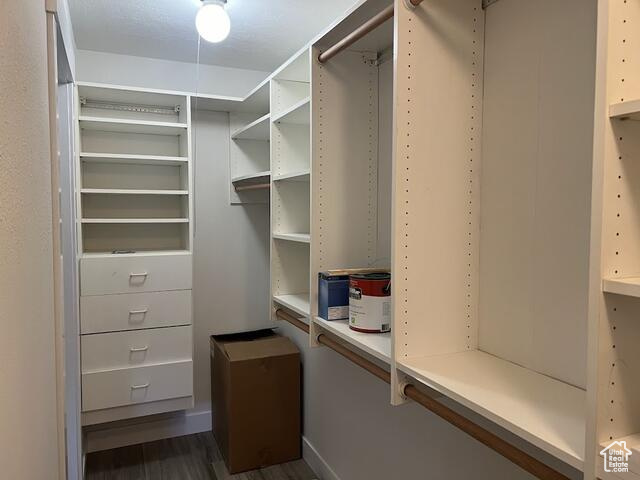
82,360 -> 193,412
80,290 -> 192,334
80,254 -> 192,296
81,326 -> 192,372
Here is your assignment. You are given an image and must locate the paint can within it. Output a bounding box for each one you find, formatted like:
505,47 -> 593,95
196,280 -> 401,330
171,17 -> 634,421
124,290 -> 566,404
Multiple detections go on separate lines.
349,272 -> 391,333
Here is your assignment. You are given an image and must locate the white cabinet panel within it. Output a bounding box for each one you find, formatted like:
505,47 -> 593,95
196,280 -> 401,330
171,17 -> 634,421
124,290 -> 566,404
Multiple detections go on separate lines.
81,326 -> 192,372
80,253 -> 192,295
82,360 -> 193,412
80,290 -> 191,334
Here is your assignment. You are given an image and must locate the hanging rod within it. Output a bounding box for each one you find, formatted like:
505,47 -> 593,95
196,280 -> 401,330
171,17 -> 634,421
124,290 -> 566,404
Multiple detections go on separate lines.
317,0 -> 424,64
274,308 -> 570,480
234,182 -> 270,192
79,98 -> 180,116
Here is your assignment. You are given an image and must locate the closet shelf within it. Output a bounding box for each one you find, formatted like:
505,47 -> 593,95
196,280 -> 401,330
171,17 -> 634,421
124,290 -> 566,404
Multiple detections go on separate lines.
273,170 -> 310,182
80,153 -> 188,166
397,350 -> 585,469
272,97 -> 310,125
80,189 -> 189,195
603,277 -> 640,297
273,293 -> 310,318
609,99 -> 640,120
79,116 -> 188,136
313,317 -> 390,363
231,113 -> 270,140
82,250 -> 191,258
81,218 -> 189,224
231,171 -> 271,185
273,233 -> 311,243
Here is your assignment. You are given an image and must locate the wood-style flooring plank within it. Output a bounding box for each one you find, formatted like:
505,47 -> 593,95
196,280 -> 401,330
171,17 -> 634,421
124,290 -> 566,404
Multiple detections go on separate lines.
85,444 -> 146,480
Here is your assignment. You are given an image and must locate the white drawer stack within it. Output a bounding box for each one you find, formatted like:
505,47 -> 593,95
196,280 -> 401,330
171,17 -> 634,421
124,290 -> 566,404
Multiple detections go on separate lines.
80,253 -> 194,425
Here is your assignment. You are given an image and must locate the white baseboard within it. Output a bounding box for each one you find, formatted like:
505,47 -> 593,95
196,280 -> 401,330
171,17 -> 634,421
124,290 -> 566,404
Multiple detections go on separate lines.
303,437 -> 341,480
85,409 -> 212,453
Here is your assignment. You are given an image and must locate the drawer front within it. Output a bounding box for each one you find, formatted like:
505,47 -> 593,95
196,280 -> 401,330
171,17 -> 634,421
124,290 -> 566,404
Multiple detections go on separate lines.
80,254 -> 192,296
82,361 -> 193,412
80,290 -> 192,334
81,326 -> 192,372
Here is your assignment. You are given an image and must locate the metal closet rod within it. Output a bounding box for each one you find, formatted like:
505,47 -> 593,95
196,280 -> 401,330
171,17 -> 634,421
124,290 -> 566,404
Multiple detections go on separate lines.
274,308 -> 570,480
318,0 -> 424,64
234,183 -> 270,192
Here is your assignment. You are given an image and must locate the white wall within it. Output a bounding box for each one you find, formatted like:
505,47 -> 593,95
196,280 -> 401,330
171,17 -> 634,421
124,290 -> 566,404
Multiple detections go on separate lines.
77,49 -> 269,98
0,1 -> 61,478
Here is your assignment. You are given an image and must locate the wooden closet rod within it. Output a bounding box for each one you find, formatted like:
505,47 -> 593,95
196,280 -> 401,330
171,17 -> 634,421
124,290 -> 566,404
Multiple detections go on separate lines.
274,308 -> 570,480
317,0 -> 424,64
234,183 -> 270,192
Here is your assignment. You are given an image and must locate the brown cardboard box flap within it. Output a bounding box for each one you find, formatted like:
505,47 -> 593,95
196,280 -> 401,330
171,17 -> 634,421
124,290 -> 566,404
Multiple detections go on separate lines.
222,335 -> 299,362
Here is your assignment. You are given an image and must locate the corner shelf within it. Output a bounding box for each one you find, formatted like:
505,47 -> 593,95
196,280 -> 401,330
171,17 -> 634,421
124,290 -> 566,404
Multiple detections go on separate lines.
81,218 -> 189,224
603,277 -> 640,297
79,116 -> 188,136
80,152 -> 188,166
273,233 -> 310,244
272,97 -> 310,125
313,317 -> 390,364
273,293 -> 310,318
231,113 -> 271,140
231,171 -> 271,185
80,189 -> 188,195
609,100 -> 640,120
273,170 -> 310,182
397,350 -> 585,470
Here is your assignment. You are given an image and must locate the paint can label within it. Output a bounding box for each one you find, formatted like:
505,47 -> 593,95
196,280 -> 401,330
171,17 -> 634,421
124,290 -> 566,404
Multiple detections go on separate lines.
348,273 -> 391,333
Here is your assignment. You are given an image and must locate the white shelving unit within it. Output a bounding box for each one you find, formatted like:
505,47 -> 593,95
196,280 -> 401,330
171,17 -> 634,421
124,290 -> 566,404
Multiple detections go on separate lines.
228,82 -> 271,205
270,50 -> 312,321
313,317 -> 390,364
75,83 -> 194,425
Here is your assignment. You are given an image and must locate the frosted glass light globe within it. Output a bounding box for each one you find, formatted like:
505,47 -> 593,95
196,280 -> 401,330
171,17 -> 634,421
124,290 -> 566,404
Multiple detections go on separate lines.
196,2 -> 231,43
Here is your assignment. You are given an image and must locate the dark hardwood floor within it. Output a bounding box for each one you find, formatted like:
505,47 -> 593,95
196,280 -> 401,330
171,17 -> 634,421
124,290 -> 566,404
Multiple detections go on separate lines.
85,432 -> 317,480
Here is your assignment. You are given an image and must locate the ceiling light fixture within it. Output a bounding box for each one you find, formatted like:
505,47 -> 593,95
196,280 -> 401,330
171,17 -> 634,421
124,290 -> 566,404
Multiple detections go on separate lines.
196,0 -> 231,43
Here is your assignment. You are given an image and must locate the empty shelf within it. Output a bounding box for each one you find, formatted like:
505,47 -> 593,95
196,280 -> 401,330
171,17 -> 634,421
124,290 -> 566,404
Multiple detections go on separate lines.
231,171 -> 271,185
273,233 -> 310,243
79,116 -> 187,135
81,218 -> 189,224
231,113 -> 270,140
272,97 -> 310,125
398,350 -> 585,469
81,189 -> 188,195
603,277 -> 640,297
313,317 -> 390,363
273,293 -> 310,318
273,170 -> 310,182
80,153 -> 188,166
610,99 -> 640,120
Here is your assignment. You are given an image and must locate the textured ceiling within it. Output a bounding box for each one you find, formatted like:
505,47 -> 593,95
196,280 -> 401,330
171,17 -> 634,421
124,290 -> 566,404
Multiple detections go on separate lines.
68,0 -> 359,71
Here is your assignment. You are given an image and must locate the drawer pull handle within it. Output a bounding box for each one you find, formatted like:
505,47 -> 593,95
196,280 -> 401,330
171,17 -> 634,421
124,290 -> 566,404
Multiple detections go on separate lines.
131,383 -> 150,390
129,272 -> 148,281
129,308 -> 149,316
130,346 -> 149,353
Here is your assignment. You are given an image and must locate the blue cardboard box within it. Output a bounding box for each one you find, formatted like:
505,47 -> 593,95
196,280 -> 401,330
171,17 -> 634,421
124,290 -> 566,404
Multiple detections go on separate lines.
318,271 -> 350,320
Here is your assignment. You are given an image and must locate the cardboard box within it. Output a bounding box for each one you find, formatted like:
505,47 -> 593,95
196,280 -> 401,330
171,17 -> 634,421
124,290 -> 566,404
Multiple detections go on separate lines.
210,330 -> 301,474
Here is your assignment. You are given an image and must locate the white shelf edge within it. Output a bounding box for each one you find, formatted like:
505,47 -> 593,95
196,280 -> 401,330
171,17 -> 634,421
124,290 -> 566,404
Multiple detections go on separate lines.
231,171 -> 271,184
230,113 -> 270,140
80,189 -> 188,195
79,152 -> 189,163
313,317 -> 391,364
271,96 -> 311,124
81,218 -> 189,224
273,170 -> 310,182
79,115 -> 187,129
609,99 -> 640,119
273,233 -> 311,244
81,250 -> 192,258
397,350 -> 586,470
273,294 -> 310,318
603,276 -> 640,297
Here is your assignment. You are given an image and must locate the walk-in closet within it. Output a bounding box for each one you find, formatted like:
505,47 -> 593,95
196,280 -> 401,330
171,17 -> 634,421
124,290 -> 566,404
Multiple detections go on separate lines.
2,1 -> 640,479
